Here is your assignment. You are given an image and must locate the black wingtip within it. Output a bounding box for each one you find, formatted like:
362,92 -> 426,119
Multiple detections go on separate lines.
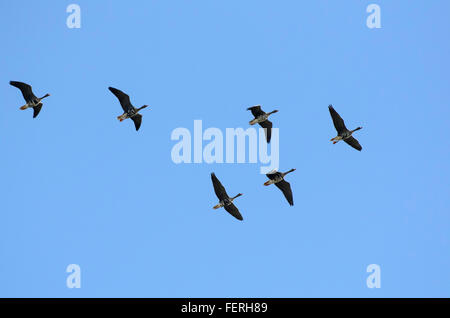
135,120 -> 141,131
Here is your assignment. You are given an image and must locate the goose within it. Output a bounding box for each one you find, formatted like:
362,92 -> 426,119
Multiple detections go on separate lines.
108,87 -> 148,131
211,173 -> 244,221
247,105 -> 278,143
10,81 -> 50,118
264,169 -> 296,206
328,105 -> 363,151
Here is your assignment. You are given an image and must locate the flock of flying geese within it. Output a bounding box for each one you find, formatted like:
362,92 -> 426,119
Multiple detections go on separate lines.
9,81 -> 364,221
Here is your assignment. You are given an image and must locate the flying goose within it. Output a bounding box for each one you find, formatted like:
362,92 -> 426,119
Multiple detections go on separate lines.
247,105 -> 278,143
109,87 -> 148,131
10,81 -> 50,118
264,169 -> 296,206
328,105 -> 363,151
211,173 -> 244,221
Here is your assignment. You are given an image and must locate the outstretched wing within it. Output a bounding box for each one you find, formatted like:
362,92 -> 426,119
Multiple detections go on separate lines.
224,203 -> 244,221
211,173 -> 229,201
247,105 -> 265,118
275,179 -> 294,206
328,105 -> 348,134
266,171 -> 282,180
33,103 -> 43,118
259,120 -> 272,143
131,114 -> 142,131
344,136 -> 362,151
10,81 -> 36,102
108,87 -> 133,112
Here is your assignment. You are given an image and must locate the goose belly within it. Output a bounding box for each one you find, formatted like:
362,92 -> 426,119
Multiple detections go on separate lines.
222,198 -> 233,206
273,177 -> 283,183
267,176 -> 283,185
25,100 -> 38,107
127,109 -> 137,117
256,114 -> 268,123
342,132 -> 352,139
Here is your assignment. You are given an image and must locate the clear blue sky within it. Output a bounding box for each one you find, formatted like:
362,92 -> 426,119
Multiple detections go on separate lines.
1,0 -> 449,297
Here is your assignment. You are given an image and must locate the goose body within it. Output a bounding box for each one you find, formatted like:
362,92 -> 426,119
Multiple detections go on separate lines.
264,169 -> 296,206
211,173 -> 244,221
10,81 -> 50,118
109,87 -> 149,131
328,105 -> 363,151
247,105 -> 278,143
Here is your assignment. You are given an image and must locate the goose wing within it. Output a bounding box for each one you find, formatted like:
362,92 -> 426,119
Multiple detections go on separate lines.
259,120 -> 272,143
224,203 -> 244,221
131,114 -> 142,131
33,103 -> 43,118
10,81 -> 36,102
275,179 -> 294,206
344,136 -> 362,151
108,87 -> 133,113
211,173 -> 229,201
266,171 -> 282,180
247,105 -> 265,118
328,105 -> 348,134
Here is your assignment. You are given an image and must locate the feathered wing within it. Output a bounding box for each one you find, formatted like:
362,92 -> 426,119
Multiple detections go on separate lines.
344,136 -> 362,151
211,173 -> 229,201
275,179 -> 294,206
266,171 -> 282,180
224,203 -> 244,221
328,105 -> 347,134
10,81 -> 36,102
131,114 -> 142,131
33,103 -> 43,118
259,120 -> 272,143
247,105 -> 265,118
108,87 -> 133,112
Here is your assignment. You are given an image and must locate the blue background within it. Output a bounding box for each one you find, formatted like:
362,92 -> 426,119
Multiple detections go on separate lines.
1,1 -> 449,297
